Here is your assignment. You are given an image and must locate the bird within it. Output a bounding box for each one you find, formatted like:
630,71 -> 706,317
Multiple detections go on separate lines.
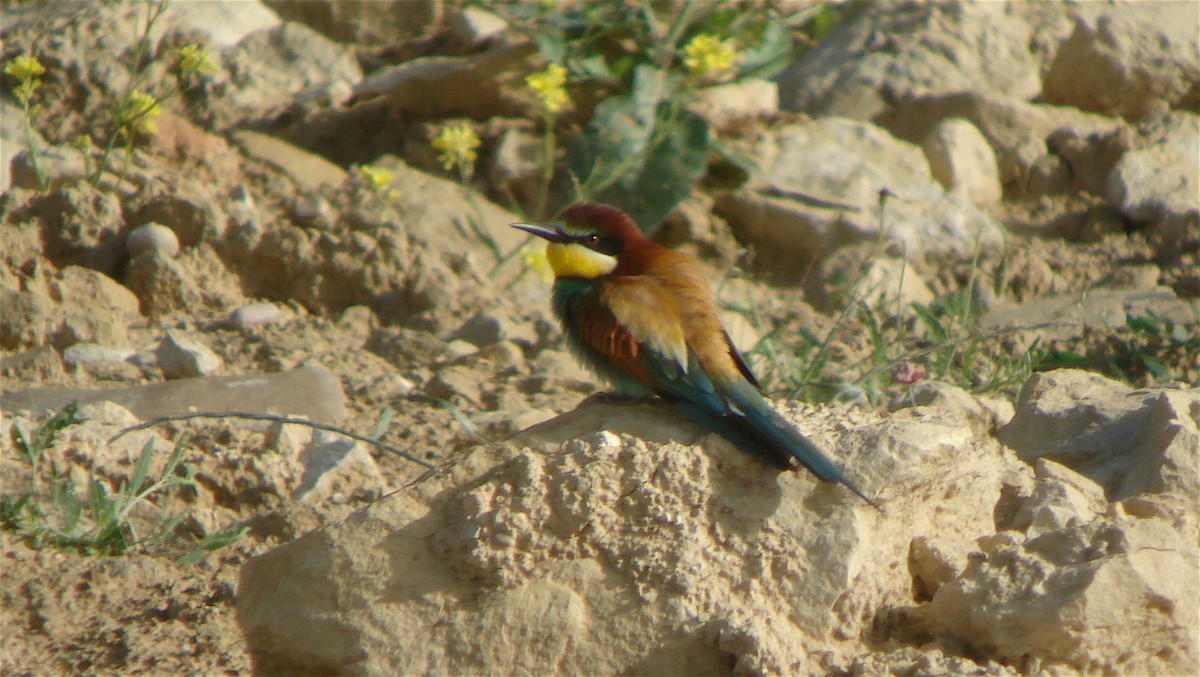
512,202 -> 877,508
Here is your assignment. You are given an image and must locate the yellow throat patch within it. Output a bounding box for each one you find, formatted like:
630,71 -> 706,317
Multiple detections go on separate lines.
545,242 -> 617,279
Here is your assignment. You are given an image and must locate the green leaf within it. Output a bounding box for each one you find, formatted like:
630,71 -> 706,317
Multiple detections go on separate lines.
1141,355 -> 1171,381
129,438 -> 156,496
737,19 -> 793,80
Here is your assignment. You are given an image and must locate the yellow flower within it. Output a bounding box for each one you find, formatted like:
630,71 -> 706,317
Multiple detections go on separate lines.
525,63 -> 570,114
431,123 -> 481,174
5,53 -> 46,105
358,164 -> 394,191
4,53 -> 45,81
682,34 -> 737,78
121,89 -> 162,134
178,44 -> 217,76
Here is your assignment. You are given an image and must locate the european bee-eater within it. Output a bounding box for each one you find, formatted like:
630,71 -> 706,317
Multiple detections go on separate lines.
513,202 -> 877,507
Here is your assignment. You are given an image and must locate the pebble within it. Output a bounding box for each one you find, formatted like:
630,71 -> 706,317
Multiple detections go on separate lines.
62,343 -> 135,365
156,330 -> 223,379
231,302 -> 281,329
126,222 -> 181,258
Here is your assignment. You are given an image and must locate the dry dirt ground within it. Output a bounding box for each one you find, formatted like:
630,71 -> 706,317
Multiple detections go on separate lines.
1,2 -> 1197,675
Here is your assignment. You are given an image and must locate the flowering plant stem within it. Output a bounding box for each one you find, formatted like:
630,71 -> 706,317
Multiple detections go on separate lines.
18,96 -> 47,190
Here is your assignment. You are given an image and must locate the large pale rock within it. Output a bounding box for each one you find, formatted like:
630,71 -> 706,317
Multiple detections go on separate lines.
921,118 -> 1002,206
1042,2 -> 1200,120
777,2 -> 1041,120
237,400 -> 1024,674
1,364 -> 346,424
222,22 -> 362,123
715,118 -> 1004,278
927,509 -> 1198,674
999,369 -> 1200,500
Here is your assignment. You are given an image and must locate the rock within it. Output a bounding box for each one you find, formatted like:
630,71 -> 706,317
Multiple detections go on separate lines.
230,302 -> 282,329
926,510 -> 1197,674
1001,459 -> 1107,537
125,222 -> 180,258
0,289 -> 52,350
998,369 -> 1200,500
237,400 -> 1026,674
921,118 -> 1002,206
446,7 -> 507,51
689,78 -> 778,129
981,287 -> 1196,343
156,331 -> 223,379
777,2 -> 1041,120
1107,112 -> 1200,245
425,364 -> 483,406
265,423 -> 385,504
230,130 -> 348,192
890,381 -> 1002,438
878,92 -> 1121,196
0,266 -> 140,351
354,44 -> 539,119
8,144 -> 88,191
1,364 -> 347,424
52,267 -> 140,348
221,21 -> 362,123
441,339 -> 478,360
22,187 -> 127,273
715,118 -> 1003,279
291,194 -> 334,229
0,345 -> 63,383
1042,2 -> 1199,120
62,343 -> 135,365
262,0 -> 441,44
167,0 -> 280,48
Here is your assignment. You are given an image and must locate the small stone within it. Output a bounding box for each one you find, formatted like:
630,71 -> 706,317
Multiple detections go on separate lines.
293,195 -> 334,229
425,365 -> 483,405
156,330 -> 223,379
690,78 -> 779,128
63,343 -> 135,365
447,7 -> 507,51
231,302 -> 281,329
126,222 -> 181,258
444,339 -> 479,359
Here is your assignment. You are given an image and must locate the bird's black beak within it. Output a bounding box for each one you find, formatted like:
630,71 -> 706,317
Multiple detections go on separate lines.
511,222 -> 571,243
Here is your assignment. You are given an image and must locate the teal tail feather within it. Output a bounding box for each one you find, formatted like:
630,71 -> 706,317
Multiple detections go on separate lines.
673,379 -> 879,509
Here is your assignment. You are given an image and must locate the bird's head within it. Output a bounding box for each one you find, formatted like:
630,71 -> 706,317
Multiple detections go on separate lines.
511,203 -> 644,279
